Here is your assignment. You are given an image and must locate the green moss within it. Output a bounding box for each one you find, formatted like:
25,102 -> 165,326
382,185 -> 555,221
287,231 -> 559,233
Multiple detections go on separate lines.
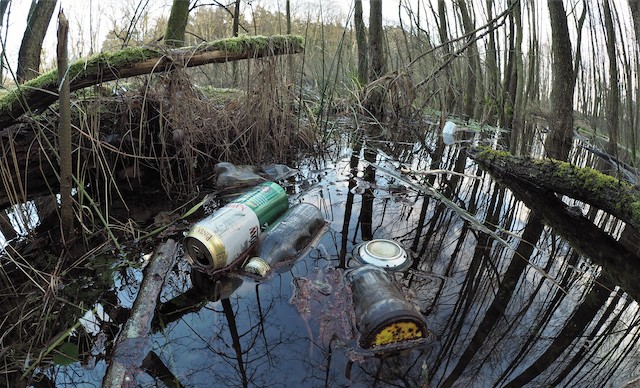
630,201 -> 640,222
194,34 -> 304,54
475,146 -> 512,160
0,46 -> 155,113
0,35 -> 304,117
548,159 -> 630,196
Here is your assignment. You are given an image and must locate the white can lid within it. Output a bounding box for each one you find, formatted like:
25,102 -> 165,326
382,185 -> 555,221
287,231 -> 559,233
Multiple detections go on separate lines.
354,239 -> 411,270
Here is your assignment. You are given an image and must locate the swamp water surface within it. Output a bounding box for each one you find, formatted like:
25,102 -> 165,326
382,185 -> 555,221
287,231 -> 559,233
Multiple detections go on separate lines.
18,130 -> 640,387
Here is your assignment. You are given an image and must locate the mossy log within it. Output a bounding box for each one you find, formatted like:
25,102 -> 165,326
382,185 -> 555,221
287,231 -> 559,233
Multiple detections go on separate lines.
468,146 -> 640,231
0,35 -> 304,128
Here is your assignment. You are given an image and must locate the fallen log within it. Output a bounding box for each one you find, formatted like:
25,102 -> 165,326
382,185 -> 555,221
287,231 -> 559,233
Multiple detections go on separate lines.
102,239 -> 178,387
467,146 -> 640,231
492,175 -> 640,300
0,34 -> 304,128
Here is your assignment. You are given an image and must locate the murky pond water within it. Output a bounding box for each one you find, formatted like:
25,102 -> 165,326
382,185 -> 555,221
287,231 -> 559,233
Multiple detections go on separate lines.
30,133 -> 640,387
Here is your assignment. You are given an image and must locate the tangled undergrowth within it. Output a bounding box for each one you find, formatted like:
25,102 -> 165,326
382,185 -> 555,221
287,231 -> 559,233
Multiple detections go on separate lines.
0,57 -> 318,386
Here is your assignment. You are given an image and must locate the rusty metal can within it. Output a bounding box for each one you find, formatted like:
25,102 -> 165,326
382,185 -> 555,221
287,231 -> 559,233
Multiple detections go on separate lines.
184,182 -> 288,272
347,265 -> 427,348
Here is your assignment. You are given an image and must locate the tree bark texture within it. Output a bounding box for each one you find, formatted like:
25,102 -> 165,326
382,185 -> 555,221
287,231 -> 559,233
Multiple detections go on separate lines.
164,0 -> 190,47
365,0 -> 385,120
630,0 -> 640,48
457,0 -> 479,121
102,239 -> 178,387
16,0 -> 57,83
231,0 -> 241,85
0,0 -> 10,83
0,35 -> 304,128
57,9 -> 73,238
468,146 -> 640,232
545,0 -> 575,161
354,0 -> 368,85
603,0 -> 619,155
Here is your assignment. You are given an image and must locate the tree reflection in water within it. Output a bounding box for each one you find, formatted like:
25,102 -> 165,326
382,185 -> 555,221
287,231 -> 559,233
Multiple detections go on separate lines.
49,133 -> 640,387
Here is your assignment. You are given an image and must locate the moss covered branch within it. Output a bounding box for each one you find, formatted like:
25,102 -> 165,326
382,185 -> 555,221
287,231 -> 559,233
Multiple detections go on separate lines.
468,146 -> 640,231
0,34 -> 304,127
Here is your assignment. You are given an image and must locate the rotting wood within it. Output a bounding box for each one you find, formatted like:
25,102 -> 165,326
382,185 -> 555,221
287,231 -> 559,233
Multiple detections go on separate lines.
0,34 -> 304,128
102,239 -> 178,387
468,146 -> 640,231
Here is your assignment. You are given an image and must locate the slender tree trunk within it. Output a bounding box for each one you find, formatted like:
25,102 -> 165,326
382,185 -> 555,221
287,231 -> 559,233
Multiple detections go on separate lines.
57,9 -> 73,240
0,0 -> 10,83
437,0 -> 454,118
16,0 -> 57,83
525,1 -> 540,102
499,10 -> 515,132
631,0 -> 640,159
457,0 -> 478,121
630,0 -> 640,42
545,0 -> 575,161
366,0 -> 385,120
0,1 -> 8,30
164,0 -> 190,47
354,0 -> 368,85
512,0 -> 525,138
603,0 -> 619,156
368,0 -> 384,80
232,0 -> 240,86
286,0 -> 293,81
484,0 -> 498,124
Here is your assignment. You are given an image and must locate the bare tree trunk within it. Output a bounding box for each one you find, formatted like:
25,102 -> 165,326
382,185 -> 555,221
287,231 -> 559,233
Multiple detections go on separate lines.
456,0 -> 478,122
368,0 -> 384,80
354,0 -> 368,85
603,0 -> 619,156
366,0 -> 385,120
0,0 -> 10,83
164,0 -> 190,47
512,0 -> 525,139
0,1 -> 8,29
630,0 -> 640,42
499,9 -> 515,132
57,9 -> 73,240
631,0 -> 640,159
545,0 -> 576,161
484,0 -> 498,124
437,0 -> 454,119
16,0 -> 57,83
525,1 -> 540,102
232,0 -> 241,86
286,0 -> 293,81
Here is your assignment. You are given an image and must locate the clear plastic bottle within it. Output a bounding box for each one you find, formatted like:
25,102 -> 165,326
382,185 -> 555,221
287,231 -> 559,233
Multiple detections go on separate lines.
244,203 -> 325,277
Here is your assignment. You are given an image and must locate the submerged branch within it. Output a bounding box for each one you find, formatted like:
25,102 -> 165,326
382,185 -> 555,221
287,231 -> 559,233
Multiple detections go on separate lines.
102,239 -> 178,387
0,34 -> 304,127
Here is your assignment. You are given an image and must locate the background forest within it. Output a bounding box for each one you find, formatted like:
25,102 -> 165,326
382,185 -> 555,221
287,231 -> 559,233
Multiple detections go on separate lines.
2,0 -> 639,162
